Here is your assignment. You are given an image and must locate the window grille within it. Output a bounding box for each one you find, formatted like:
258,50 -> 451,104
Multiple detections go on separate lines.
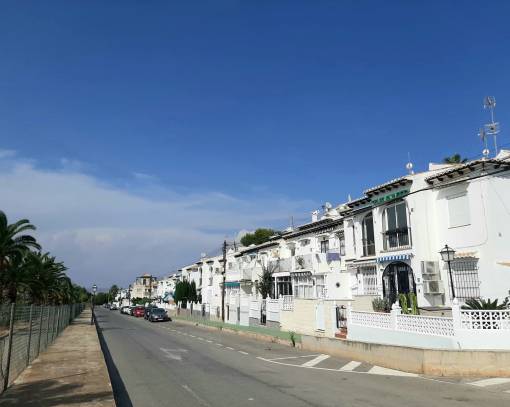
358,265 -> 378,296
451,258 -> 480,300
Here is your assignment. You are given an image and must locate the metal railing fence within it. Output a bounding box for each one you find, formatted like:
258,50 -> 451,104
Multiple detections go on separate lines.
0,303 -> 85,394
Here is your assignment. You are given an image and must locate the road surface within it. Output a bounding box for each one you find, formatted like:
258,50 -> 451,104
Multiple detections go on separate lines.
96,308 -> 510,407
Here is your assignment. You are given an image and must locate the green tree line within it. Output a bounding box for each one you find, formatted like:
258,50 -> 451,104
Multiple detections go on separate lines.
0,210 -> 90,304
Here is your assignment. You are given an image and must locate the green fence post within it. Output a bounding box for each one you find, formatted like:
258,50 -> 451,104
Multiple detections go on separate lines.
26,304 -> 34,366
3,303 -> 16,391
36,306 -> 43,357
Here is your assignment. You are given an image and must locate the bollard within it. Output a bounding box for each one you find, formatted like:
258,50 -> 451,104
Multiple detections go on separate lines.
3,303 -> 16,391
26,304 -> 34,367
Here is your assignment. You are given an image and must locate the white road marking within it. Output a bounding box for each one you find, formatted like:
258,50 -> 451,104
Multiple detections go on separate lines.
160,348 -> 188,361
301,354 -> 330,367
266,354 -> 320,361
182,384 -> 211,406
368,366 -> 417,377
226,346 -> 235,350
216,343 -> 223,346
468,378 -> 510,387
206,340 -> 213,343
189,335 -> 196,338
197,337 -> 205,341
339,361 -> 361,371
238,351 -> 249,355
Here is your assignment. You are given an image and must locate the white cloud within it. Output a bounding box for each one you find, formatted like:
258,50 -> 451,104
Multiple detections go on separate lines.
0,152 -> 316,288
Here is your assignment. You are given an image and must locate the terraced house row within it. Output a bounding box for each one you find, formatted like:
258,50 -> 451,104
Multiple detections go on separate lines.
172,150 -> 510,348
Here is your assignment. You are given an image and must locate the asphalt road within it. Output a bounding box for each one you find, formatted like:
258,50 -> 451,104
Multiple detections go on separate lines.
96,308 -> 510,407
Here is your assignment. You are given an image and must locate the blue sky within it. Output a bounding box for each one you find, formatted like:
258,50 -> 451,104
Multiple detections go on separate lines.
1,2 -> 510,287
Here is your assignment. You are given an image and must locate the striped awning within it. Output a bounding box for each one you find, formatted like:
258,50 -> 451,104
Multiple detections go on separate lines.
377,253 -> 412,263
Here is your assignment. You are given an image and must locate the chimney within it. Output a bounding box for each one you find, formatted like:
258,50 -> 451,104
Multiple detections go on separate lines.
311,210 -> 319,222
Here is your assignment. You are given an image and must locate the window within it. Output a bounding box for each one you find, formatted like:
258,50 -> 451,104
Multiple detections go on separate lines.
451,258 -> 480,300
315,275 -> 326,298
320,239 -> 329,253
362,213 -> 375,256
290,246 -> 296,257
293,274 -> 314,298
383,201 -> 410,249
276,276 -> 293,296
357,265 -> 378,295
447,193 -> 470,228
338,232 -> 345,256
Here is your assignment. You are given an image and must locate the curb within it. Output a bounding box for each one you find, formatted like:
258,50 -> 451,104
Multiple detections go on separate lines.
173,317 -> 302,349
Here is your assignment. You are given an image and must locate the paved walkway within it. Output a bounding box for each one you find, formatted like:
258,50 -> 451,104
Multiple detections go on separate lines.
0,308 -> 114,407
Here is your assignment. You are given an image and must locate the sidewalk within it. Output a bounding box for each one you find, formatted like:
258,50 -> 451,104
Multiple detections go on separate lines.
173,314 -> 302,346
0,308 -> 114,407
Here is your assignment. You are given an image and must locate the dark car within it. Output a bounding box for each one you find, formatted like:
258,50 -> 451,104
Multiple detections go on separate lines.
133,306 -> 145,317
144,305 -> 159,320
149,308 -> 171,322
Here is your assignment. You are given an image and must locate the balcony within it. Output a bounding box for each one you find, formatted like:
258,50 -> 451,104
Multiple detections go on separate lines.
382,227 -> 412,251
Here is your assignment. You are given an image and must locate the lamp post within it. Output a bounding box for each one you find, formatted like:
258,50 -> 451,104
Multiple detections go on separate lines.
439,245 -> 456,301
90,284 -> 97,325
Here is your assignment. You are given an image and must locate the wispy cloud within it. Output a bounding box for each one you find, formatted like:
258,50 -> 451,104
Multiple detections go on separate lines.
0,151 -> 316,288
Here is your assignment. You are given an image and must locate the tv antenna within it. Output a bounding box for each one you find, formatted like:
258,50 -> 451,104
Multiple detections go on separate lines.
483,96 -> 499,156
478,128 -> 490,159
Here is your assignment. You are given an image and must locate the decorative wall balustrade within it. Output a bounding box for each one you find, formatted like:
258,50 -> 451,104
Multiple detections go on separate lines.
350,310 -> 392,330
396,314 -> 454,337
460,310 -> 510,330
281,295 -> 294,311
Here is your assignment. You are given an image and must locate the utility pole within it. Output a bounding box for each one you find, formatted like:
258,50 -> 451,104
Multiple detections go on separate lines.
221,240 -> 227,322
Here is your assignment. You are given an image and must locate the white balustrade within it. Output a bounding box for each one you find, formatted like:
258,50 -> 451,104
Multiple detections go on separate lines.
396,314 -> 454,337
267,299 -> 280,322
281,295 -> 294,311
350,310 -> 392,330
460,309 -> 510,330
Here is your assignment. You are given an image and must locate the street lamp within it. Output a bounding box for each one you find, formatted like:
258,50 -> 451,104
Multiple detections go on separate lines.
439,245 -> 456,301
90,284 -> 97,325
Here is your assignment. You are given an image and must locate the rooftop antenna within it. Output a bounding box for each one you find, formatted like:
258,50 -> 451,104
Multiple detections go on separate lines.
348,194 -> 352,202
478,127 -> 490,159
483,96 -> 499,156
406,152 -> 414,174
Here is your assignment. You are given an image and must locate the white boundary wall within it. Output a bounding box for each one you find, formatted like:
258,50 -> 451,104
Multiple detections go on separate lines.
347,300 -> 510,350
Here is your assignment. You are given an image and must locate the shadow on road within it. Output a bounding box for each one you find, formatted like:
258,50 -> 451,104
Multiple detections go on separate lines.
0,379 -> 112,406
96,322 -> 134,407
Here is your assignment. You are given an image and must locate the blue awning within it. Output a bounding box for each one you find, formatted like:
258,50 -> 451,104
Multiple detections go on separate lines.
377,253 -> 412,263
224,281 -> 240,288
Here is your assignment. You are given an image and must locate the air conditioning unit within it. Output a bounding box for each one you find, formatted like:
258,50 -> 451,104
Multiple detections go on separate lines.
423,280 -> 445,295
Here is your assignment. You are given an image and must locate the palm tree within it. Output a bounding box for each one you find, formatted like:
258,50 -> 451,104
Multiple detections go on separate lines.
462,297 -> 509,310
256,263 -> 278,299
0,211 -> 41,302
24,251 -> 69,304
443,154 -> 468,164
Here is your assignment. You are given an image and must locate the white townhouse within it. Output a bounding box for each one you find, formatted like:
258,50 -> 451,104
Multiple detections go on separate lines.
156,275 -> 177,304
198,254 -> 224,319
342,150 -> 510,310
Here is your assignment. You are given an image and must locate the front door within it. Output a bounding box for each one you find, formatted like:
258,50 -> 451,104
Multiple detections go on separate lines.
382,262 -> 415,306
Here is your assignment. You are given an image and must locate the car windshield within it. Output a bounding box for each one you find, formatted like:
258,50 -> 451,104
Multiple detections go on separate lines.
153,309 -> 165,314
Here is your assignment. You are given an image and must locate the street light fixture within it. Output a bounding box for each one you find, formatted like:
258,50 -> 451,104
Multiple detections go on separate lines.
91,284 -> 97,325
439,245 -> 456,301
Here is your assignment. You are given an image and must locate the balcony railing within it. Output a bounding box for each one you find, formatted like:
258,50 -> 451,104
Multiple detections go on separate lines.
362,239 -> 376,257
382,227 -> 412,251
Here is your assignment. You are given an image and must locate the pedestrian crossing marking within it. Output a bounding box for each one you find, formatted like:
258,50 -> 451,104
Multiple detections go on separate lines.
301,354 -> 330,367
339,361 -> 361,371
468,378 -> 510,387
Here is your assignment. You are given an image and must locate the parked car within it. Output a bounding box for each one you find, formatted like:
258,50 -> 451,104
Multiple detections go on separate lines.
120,306 -> 130,314
110,304 -> 118,310
128,306 -> 136,316
144,305 -> 159,320
133,306 -> 145,317
148,308 -> 171,322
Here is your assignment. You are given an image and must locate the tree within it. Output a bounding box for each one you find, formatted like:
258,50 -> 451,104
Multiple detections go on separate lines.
173,280 -> 191,309
256,263 -> 277,299
189,281 -> 198,304
240,228 -> 278,247
443,154 -> 467,164
109,285 -> 119,301
0,211 -> 41,302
